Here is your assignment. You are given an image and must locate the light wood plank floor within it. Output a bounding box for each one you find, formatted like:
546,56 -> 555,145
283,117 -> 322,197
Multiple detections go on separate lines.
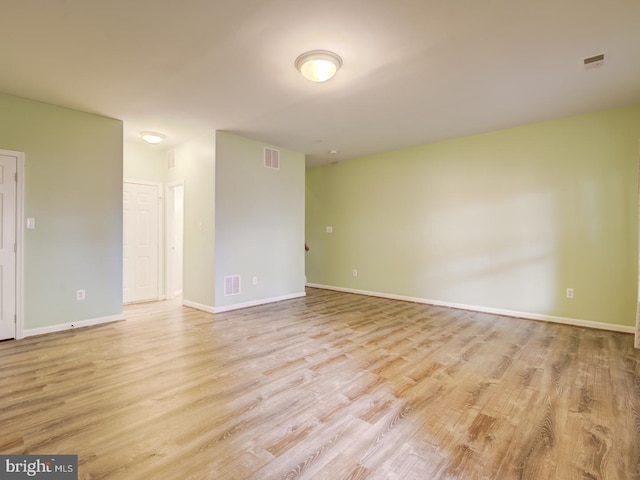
1,288 -> 639,479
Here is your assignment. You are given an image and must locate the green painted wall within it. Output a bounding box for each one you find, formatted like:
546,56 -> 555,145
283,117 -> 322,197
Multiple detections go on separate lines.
0,93 -> 123,329
169,132 -> 216,308
306,105 -> 640,327
215,131 -> 305,307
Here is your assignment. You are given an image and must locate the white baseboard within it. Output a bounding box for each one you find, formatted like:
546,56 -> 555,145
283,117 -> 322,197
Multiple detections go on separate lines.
184,292 -> 307,314
182,299 -> 215,314
306,283 -> 636,334
213,292 -> 306,313
22,313 -> 125,338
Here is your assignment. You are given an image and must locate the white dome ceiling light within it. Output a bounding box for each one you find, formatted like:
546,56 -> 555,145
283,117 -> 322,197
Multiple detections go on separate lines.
141,131 -> 166,144
295,50 -> 342,83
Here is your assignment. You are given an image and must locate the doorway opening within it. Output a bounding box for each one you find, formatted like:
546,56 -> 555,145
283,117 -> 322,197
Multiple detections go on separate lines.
166,181 -> 184,299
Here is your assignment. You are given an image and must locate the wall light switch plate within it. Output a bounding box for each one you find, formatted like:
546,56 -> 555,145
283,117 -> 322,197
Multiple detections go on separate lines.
326,226 -> 333,233
27,218 -> 35,229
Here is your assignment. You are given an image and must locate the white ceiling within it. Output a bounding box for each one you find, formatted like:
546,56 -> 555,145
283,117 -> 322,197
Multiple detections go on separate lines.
2,0 -> 639,167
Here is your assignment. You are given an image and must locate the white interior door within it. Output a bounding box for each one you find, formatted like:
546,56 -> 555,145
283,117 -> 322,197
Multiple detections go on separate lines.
0,154 -> 17,340
123,181 -> 160,304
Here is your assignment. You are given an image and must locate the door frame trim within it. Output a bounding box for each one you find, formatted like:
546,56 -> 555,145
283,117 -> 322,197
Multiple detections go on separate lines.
123,179 -> 163,303
636,141 -> 640,349
0,149 -> 25,340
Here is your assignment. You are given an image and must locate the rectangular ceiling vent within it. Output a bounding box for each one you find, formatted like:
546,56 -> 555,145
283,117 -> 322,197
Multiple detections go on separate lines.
224,275 -> 241,296
264,147 -> 280,170
583,53 -> 605,70
167,149 -> 176,170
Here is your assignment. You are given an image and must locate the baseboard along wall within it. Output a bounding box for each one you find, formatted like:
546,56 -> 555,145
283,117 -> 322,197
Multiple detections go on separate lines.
306,283 -> 636,335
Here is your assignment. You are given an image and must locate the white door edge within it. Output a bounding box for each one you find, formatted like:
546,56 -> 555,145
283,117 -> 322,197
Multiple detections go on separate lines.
0,149 -> 24,340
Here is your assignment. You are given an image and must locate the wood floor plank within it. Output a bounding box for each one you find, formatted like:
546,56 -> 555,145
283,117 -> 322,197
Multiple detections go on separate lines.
1,288 -> 639,479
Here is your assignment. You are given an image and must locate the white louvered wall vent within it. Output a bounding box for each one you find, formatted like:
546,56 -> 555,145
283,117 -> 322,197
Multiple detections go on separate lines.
264,147 -> 280,170
167,149 -> 176,170
224,275 -> 241,296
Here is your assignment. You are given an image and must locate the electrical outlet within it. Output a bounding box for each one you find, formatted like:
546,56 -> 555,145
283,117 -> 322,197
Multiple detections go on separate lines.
252,276 -> 258,285
76,289 -> 86,301
566,288 -> 574,299
353,269 -> 358,277
326,226 -> 333,233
